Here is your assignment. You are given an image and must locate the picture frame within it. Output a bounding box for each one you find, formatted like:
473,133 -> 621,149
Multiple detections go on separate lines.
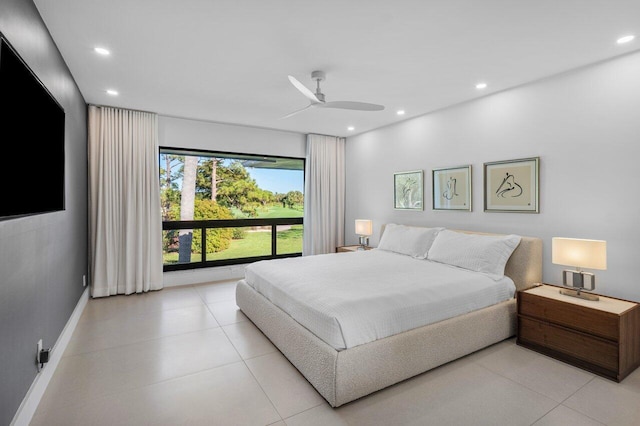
394,170 -> 424,210
432,165 -> 472,211
484,157 -> 539,213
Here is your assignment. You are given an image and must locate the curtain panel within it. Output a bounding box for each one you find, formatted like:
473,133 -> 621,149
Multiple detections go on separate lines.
88,105 -> 163,297
303,134 -> 346,255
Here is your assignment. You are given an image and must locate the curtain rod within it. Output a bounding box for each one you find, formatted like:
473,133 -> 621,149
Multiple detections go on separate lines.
307,133 -> 344,139
87,103 -> 158,115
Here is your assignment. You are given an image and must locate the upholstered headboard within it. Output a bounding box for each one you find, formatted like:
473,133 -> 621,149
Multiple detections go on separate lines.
378,224 -> 542,292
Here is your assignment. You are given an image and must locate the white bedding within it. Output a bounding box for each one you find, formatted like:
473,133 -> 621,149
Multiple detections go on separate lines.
244,249 -> 516,350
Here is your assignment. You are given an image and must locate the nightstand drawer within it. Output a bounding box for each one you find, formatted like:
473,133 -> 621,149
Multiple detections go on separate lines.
519,291 -> 619,341
519,316 -> 618,371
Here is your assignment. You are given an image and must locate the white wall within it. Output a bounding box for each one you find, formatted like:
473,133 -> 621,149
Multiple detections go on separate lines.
158,115 -> 306,285
345,51 -> 640,302
159,116 -> 306,158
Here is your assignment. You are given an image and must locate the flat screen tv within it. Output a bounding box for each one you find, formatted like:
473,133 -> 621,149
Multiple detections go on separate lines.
0,32 -> 65,220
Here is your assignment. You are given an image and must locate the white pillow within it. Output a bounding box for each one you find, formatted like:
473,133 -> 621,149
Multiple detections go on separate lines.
377,224 -> 444,259
427,229 -> 521,279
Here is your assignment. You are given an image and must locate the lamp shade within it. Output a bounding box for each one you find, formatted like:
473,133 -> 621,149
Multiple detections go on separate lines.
355,219 -> 373,236
552,237 -> 607,270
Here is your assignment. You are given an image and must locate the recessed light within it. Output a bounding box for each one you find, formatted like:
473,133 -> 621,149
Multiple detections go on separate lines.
617,35 -> 635,44
94,47 -> 110,55
106,89 -> 119,96
475,82 -> 488,90
397,110 -> 405,115
347,126 -> 355,131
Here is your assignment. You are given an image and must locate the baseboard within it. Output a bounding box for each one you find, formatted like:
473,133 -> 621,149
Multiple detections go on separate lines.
163,264 -> 246,287
10,287 -> 89,426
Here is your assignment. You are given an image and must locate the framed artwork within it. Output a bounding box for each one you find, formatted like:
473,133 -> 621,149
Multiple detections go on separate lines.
394,170 -> 424,210
432,165 -> 472,211
484,157 -> 539,213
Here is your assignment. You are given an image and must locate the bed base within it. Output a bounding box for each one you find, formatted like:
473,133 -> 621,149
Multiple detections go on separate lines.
236,280 -> 516,407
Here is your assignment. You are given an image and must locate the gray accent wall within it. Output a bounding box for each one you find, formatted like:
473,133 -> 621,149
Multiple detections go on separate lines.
0,0 -> 87,423
345,51 -> 640,302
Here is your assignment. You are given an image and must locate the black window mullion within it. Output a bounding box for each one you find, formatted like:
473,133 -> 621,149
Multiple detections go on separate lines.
201,223 -> 207,264
271,224 -> 277,256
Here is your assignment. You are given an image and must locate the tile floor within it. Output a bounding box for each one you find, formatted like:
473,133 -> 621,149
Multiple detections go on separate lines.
31,280 -> 640,426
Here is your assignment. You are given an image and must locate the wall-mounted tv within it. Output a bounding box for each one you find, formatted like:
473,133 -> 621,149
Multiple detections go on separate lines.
0,32 -> 65,220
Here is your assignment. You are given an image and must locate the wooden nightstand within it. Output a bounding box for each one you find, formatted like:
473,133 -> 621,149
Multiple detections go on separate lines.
517,284 -> 640,382
336,245 -> 374,253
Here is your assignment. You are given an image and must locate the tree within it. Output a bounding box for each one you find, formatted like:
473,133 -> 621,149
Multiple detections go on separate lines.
194,160 -> 277,216
283,190 -> 304,209
159,154 -> 182,221
216,161 -> 264,216
160,154 -> 184,255
256,189 -> 275,207
195,158 -> 220,201
178,155 -> 198,263
211,158 -> 218,201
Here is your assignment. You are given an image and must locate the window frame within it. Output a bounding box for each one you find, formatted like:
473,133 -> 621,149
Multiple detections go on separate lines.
159,146 -> 305,271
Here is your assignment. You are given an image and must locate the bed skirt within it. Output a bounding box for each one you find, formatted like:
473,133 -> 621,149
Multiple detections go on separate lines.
236,279 -> 516,407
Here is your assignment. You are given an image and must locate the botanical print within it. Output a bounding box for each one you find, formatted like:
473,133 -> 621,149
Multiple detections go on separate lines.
484,158 -> 539,213
394,170 -> 423,210
432,166 -> 471,211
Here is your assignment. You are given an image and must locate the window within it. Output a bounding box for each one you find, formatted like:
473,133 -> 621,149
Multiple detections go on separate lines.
159,148 -> 304,271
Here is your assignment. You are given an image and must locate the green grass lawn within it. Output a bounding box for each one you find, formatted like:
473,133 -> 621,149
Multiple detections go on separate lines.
209,225 -> 302,259
231,204 -> 303,218
257,205 -> 303,218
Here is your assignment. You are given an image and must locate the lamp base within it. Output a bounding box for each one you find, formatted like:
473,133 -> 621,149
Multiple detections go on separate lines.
559,288 -> 599,301
358,236 -> 369,247
562,269 -> 595,290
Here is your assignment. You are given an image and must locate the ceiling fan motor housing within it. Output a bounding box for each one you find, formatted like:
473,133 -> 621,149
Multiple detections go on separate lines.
311,70 -> 326,82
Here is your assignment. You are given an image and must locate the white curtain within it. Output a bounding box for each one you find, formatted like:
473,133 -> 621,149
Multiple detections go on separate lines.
88,105 -> 163,297
303,134 -> 346,255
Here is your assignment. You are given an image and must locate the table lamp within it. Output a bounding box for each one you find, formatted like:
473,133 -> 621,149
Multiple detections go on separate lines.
552,237 -> 607,301
355,219 -> 373,250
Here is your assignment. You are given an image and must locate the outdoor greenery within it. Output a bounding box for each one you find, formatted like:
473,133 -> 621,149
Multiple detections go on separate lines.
231,204 -> 303,219
193,199 -> 233,253
162,225 -> 304,263
160,153 -> 304,263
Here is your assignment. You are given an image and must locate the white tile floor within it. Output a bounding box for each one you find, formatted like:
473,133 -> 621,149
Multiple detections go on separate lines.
31,280 -> 640,426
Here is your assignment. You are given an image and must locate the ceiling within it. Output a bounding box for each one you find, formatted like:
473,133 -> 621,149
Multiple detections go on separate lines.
34,0 -> 639,137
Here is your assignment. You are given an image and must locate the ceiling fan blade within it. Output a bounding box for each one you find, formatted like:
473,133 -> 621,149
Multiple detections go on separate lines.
319,101 -> 385,111
288,75 -> 320,103
279,103 -> 314,119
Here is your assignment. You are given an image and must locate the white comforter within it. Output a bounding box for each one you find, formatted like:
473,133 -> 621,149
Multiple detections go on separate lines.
244,249 -> 516,350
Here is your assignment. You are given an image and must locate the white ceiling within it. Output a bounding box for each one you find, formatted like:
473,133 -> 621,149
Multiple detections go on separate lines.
34,0 -> 639,137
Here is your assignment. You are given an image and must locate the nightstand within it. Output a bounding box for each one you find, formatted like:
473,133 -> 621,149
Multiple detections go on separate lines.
517,283 -> 640,382
336,245 -> 374,253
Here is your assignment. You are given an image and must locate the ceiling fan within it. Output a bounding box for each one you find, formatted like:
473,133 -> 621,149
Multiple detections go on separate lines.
282,70 -> 385,119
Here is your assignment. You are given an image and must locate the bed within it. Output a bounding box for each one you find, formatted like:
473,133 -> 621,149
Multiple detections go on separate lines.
236,224 -> 542,407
